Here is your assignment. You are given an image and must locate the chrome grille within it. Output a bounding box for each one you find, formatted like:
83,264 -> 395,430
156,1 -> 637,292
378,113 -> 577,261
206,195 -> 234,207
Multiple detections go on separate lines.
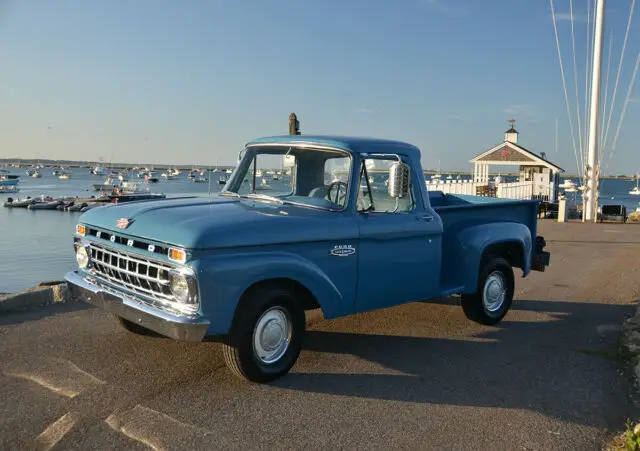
88,242 -> 174,302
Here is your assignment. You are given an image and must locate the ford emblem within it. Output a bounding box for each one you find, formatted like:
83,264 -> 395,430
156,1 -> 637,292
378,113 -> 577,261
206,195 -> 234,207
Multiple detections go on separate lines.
330,244 -> 356,257
116,218 -> 134,229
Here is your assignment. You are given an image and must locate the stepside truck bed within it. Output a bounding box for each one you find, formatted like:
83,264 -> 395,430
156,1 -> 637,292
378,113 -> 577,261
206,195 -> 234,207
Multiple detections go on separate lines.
428,191 -> 542,292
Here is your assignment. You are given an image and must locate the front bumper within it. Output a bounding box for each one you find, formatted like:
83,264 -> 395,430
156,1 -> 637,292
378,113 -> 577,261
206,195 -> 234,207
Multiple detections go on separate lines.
65,271 -> 210,342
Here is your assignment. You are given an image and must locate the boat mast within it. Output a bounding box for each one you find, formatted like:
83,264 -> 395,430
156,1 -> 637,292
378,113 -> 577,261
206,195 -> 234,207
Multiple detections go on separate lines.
554,118 -> 558,154
583,0 -> 606,222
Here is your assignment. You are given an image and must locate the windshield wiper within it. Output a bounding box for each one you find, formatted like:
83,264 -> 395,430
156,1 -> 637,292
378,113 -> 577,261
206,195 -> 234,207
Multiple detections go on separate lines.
246,193 -> 285,204
219,191 -> 241,198
220,191 -> 286,206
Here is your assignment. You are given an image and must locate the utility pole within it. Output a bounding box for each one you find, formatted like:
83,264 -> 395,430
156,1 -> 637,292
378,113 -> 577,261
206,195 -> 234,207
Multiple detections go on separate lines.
583,0 -> 605,222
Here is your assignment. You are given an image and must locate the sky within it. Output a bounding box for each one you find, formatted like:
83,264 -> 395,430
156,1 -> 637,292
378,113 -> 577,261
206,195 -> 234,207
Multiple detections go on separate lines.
0,0 -> 638,174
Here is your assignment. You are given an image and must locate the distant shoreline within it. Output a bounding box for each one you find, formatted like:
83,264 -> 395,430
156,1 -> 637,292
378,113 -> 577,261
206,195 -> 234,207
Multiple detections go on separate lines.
0,159 -> 631,179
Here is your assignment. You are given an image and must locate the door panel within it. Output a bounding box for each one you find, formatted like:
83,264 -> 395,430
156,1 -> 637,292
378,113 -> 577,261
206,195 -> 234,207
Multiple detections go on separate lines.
355,209 -> 443,312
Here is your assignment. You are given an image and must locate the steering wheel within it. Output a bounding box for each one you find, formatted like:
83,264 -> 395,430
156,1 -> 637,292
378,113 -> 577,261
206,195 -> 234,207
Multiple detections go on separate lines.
326,181 -> 348,206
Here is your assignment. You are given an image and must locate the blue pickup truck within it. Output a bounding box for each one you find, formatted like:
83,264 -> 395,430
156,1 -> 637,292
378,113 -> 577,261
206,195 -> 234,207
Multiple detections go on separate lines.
65,135 -> 550,382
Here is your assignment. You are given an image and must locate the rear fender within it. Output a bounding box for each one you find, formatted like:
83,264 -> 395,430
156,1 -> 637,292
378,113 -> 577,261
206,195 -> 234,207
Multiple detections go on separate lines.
192,252 -> 346,335
455,222 -> 532,293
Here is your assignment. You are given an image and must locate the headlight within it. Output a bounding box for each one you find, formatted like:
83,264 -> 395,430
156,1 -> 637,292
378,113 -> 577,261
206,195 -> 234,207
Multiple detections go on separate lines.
168,269 -> 198,305
75,245 -> 90,269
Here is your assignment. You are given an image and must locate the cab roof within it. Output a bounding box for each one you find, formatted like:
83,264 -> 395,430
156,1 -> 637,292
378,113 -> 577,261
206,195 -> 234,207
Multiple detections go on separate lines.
245,135 -> 422,159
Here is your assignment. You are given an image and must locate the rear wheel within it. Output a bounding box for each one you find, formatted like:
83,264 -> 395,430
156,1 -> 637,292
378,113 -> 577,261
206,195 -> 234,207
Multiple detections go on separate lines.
461,256 -> 514,325
222,285 -> 305,383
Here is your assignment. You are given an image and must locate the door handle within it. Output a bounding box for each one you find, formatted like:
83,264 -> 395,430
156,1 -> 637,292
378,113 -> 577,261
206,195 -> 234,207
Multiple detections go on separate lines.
417,214 -> 435,222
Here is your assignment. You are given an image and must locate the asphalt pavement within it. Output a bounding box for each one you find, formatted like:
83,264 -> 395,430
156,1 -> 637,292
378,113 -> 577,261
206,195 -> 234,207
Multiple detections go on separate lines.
1,221 -> 639,450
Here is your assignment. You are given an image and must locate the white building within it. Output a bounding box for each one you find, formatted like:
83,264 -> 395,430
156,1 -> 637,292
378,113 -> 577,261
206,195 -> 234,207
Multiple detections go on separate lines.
426,122 -> 564,203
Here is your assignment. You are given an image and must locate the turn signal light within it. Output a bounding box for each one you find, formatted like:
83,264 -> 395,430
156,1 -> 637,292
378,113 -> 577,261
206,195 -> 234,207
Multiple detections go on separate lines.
76,224 -> 86,236
168,247 -> 187,264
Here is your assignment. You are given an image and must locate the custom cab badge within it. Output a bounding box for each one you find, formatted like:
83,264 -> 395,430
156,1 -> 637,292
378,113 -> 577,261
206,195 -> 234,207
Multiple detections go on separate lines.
330,244 -> 356,257
116,218 -> 134,229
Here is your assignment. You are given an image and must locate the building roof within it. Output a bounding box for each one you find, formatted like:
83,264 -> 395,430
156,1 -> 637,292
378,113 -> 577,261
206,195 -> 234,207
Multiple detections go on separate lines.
245,135 -> 422,159
470,140 -> 565,172
505,127 -> 519,134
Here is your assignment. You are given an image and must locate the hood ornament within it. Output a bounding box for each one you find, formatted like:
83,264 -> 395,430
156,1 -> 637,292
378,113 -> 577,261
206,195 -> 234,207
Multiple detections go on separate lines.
116,218 -> 134,229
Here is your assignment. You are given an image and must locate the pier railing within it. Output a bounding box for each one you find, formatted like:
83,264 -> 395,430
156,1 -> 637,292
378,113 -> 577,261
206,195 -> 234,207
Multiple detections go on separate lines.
425,179 -> 549,201
425,179 -> 475,195
496,181 -> 533,200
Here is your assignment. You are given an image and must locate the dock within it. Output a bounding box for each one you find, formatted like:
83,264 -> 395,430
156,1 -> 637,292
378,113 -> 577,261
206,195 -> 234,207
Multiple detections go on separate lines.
3,192 -> 166,212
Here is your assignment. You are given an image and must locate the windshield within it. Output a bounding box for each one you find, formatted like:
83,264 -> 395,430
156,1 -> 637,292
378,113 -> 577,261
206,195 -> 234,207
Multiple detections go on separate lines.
221,145 -> 352,210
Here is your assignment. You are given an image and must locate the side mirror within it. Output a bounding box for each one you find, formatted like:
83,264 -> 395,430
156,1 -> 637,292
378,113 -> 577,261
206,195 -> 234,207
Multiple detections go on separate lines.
388,162 -> 410,198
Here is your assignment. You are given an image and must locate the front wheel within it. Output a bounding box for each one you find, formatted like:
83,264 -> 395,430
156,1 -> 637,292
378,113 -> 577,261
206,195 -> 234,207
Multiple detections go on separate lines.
461,256 -> 514,326
222,285 -> 305,383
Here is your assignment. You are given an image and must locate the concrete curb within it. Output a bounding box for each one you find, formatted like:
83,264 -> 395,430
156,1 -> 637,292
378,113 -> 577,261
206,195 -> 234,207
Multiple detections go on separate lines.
0,282 -> 72,315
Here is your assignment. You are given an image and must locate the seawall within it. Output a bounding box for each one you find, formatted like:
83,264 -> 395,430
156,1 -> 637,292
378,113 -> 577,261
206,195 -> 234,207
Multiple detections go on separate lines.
0,281 -> 73,314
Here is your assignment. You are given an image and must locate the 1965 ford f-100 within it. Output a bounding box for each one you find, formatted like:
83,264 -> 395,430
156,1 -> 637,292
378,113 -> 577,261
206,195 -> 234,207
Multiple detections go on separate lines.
65,135 -> 550,382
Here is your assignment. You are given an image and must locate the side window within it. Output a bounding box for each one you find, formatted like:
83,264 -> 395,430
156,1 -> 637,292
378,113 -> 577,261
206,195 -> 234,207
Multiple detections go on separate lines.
321,155 -> 350,208
358,157 -> 416,213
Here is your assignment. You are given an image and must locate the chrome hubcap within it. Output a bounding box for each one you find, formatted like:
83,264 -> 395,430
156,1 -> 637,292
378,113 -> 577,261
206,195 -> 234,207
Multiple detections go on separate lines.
253,307 -> 291,364
483,271 -> 506,313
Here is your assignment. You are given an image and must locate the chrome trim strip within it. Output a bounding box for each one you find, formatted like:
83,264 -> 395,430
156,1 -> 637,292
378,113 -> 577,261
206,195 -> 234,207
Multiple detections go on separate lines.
245,142 -> 352,153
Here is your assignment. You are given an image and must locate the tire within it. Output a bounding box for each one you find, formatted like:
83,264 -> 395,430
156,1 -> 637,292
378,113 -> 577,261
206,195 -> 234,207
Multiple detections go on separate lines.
461,256 -> 514,326
114,315 -> 159,336
222,285 -> 305,383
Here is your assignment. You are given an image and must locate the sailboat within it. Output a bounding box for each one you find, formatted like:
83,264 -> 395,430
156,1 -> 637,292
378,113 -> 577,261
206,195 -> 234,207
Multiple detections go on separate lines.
630,174 -> 640,196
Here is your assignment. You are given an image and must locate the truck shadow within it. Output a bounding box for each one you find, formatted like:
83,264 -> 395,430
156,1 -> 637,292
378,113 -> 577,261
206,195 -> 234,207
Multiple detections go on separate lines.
276,299 -> 635,429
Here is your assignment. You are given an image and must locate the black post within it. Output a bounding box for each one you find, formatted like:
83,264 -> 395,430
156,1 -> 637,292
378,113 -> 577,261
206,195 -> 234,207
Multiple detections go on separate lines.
289,113 -> 300,135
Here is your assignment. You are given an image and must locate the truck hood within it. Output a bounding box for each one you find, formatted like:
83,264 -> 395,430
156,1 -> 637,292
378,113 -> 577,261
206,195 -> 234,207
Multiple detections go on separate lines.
79,195 -> 356,249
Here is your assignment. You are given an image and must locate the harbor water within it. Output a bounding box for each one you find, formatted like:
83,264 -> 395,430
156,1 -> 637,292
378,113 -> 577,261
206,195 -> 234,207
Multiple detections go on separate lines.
1,167 -> 638,293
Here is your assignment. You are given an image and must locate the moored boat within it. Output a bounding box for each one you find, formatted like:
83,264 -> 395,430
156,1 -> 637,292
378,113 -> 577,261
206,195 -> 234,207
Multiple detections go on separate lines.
559,179 -> 577,189
106,192 -> 167,203
27,200 -> 63,210
3,197 -> 36,208
67,202 -> 89,212
630,174 -> 640,196
0,186 -> 20,194
0,178 -> 19,186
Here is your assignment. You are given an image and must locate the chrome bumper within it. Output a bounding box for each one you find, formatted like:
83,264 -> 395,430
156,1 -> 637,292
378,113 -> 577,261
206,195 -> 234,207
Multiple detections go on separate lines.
64,271 -> 210,342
